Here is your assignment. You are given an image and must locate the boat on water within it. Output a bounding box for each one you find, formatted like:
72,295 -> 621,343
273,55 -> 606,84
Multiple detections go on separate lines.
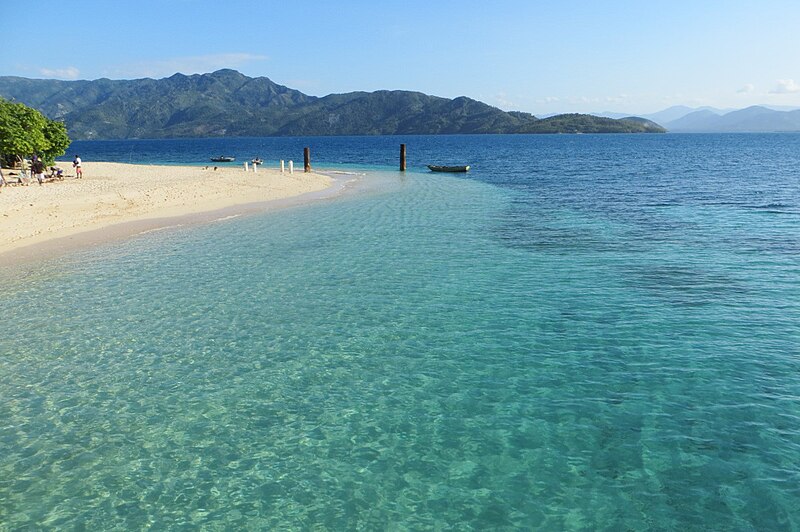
210,156 -> 235,162
251,158 -> 263,165
428,165 -> 470,173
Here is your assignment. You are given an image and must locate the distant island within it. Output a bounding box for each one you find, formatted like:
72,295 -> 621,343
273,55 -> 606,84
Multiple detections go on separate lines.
0,70 -> 665,140
657,105 -> 800,133
593,104 -> 800,133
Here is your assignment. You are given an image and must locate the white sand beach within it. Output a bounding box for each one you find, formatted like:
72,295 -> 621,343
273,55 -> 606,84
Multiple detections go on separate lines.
0,161 -> 333,260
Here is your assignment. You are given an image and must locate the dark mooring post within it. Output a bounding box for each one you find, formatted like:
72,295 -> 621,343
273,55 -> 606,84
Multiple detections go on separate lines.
304,147 -> 311,172
400,144 -> 407,171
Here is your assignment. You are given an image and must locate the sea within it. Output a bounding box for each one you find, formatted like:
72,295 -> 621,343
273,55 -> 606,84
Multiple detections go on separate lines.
1,133 -> 799,530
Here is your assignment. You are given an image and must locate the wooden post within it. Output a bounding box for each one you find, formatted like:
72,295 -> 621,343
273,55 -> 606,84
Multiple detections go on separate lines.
244,161 -> 249,172
304,147 -> 311,172
289,160 -> 294,174
280,160 -> 285,173
400,144 -> 406,171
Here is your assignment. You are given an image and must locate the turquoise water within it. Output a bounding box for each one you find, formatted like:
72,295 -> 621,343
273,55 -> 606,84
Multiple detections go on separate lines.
2,134 -> 800,529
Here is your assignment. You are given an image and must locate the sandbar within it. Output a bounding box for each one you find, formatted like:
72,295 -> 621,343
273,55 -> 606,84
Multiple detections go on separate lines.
0,161 -> 334,264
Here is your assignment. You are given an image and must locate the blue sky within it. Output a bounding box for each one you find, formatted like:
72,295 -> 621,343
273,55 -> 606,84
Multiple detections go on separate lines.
4,0 -> 800,115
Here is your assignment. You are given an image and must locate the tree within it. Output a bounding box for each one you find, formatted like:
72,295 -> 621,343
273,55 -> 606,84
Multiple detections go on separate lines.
40,119 -> 70,165
0,98 -> 71,167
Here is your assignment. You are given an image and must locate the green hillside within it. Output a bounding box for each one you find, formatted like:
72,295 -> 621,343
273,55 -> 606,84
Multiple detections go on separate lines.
0,70 -> 665,139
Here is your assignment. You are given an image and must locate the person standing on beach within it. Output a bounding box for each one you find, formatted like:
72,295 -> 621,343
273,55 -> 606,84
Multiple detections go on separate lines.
32,157 -> 46,185
73,155 -> 82,178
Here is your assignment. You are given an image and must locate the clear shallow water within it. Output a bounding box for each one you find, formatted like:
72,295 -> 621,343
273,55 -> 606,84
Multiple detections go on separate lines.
2,134 -> 800,529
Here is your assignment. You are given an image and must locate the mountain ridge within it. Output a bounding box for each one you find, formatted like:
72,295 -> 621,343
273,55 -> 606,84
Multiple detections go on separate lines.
591,104 -> 800,131
0,70 -> 665,139
664,105 -> 800,132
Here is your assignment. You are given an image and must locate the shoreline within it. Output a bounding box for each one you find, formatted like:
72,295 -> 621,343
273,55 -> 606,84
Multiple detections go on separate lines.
0,161 -> 345,266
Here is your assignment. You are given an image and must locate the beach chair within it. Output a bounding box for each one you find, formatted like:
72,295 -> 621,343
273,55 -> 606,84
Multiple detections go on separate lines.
17,170 -> 32,185
6,170 -> 33,186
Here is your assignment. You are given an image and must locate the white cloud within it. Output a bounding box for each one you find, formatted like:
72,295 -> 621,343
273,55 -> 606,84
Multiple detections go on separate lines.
770,79 -> 800,94
39,66 -> 80,79
737,83 -> 755,94
106,53 -> 269,79
493,92 -> 515,109
605,93 -> 629,103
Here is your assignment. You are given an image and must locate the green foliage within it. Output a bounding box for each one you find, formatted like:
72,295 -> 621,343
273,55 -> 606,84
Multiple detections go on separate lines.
516,114 -> 665,134
0,97 -> 71,166
0,98 -> 46,164
0,71 -> 665,139
40,119 -> 71,165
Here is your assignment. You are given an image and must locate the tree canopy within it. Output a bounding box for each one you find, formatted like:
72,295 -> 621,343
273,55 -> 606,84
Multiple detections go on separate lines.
0,97 -> 70,166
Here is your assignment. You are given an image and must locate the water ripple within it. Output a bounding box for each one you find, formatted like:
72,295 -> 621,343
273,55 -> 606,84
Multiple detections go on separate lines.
3,134 -> 800,529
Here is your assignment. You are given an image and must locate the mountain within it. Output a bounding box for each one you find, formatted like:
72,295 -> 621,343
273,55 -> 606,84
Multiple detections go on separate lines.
641,105 -> 731,125
516,114 -> 663,134
543,104 -> 800,132
588,111 -> 632,120
0,70 -> 665,139
0,70 -> 315,138
665,105 -> 800,132
588,106 -> 728,122
664,110 -> 725,132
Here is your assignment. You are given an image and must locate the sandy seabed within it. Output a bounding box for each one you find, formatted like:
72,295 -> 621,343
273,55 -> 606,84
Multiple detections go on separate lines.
0,161 -> 333,263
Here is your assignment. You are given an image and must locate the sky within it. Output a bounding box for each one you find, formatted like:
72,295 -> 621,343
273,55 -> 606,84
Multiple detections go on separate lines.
3,0 -> 800,115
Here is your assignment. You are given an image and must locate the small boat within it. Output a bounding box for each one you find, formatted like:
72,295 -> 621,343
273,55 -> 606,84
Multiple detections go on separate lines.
251,158 -> 263,165
210,156 -> 235,162
428,165 -> 470,173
